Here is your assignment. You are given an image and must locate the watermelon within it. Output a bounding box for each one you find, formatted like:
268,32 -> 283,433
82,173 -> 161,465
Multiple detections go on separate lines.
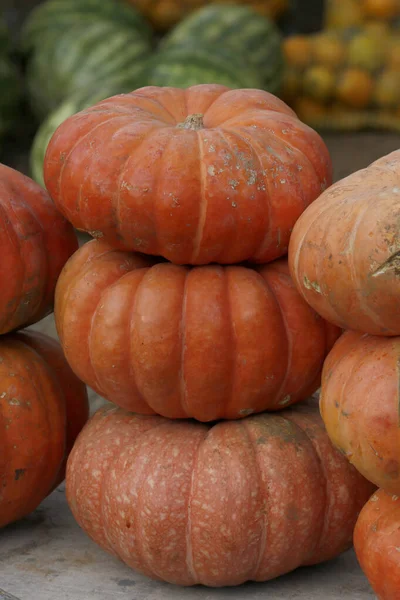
143,47 -> 264,89
30,71 -> 146,187
161,4 -> 284,93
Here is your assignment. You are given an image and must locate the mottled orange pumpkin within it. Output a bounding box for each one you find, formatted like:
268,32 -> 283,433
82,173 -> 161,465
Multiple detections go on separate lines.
66,398 -> 375,587
354,489 -> 400,600
44,84 -> 332,266
55,239 -> 340,421
0,163 -> 78,334
289,150 -> 400,336
320,330 -> 400,494
0,330 -> 89,528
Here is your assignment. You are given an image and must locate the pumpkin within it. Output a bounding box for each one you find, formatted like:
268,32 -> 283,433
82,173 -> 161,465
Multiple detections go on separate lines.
54,239 -> 341,421
160,5 -> 284,92
325,0 -> 400,30
0,330 -> 89,528
0,163 -> 78,335
354,489 -> 400,600
21,0 -> 153,120
66,397 -> 375,587
282,28 -> 400,132
44,84 -> 332,266
288,150 -> 400,336
320,330 -> 400,494
127,0 -> 288,31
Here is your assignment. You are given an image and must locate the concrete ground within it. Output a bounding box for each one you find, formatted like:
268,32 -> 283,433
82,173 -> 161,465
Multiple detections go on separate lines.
2,131 -> 399,599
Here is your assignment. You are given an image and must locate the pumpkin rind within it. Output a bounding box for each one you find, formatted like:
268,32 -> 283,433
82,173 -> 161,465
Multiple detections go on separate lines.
55,239 -> 340,421
0,163 -> 78,334
320,330 -> 400,494
289,149 -> 400,336
44,84 -> 332,266
0,330 -> 89,528
66,398 -> 375,587
354,489 -> 400,600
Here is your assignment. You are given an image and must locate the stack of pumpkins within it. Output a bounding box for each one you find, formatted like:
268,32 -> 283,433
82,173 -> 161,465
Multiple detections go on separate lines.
0,162 -> 89,529
282,0 -> 400,133
289,149 -> 400,599
41,83 -> 376,587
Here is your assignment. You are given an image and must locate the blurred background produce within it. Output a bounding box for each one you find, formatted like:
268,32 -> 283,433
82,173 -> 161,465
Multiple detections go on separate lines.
0,0 -> 399,181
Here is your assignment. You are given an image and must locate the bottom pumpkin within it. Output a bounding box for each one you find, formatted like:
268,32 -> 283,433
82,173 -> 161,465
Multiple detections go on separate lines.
354,489 -> 400,600
0,330 -> 89,528
66,397 -> 375,587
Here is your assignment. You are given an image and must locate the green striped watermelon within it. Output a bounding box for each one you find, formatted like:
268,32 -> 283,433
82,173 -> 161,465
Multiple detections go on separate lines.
30,71 -> 146,187
20,0 -> 152,53
161,4 -> 284,93
144,47 -> 264,89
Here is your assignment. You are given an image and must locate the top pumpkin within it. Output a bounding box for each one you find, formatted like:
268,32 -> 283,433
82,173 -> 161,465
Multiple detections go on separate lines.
43,84 -> 332,266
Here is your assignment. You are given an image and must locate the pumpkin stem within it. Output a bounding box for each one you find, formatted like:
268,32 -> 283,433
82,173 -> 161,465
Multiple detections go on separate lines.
177,113 -> 204,131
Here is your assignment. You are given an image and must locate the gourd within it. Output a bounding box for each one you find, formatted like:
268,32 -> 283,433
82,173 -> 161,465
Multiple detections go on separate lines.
126,0 -> 288,31
160,5 -> 284,92
288,149 -> 400,336
282,28 -> 400,132
66,398 -> 375,586
354,489 -> 400,600
320,330 -> 400,494
44,84 -> 332,266
21,0 -> 153,120
0,330 -> 89,528
0,163 -> 78,335
54,239 -> 341,421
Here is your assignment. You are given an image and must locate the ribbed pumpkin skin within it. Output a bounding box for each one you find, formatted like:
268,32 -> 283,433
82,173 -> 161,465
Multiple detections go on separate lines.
0,164 -> 78,335
354,489 -> 400,600
0,330 -> 89,529
55,239 -> 341,421
44,84 -> 332,266
289,150 -> 400,336
66,398 -> 375,587
320,330 -> 400,494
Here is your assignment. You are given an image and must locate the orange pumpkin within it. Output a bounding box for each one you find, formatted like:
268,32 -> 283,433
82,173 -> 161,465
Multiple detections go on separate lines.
320,330 -> 400,494
55,239 -> 340,421
0,330 -> 89,528
0,163 -> 78,335
289,150 -> 400,336
44,84 -> 332,266
66,398 -> 375,587
354,489 -> 400,600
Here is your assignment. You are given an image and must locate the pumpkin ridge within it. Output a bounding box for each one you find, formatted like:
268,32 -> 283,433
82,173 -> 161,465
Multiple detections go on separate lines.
191,129 -> 207,263
128,90 -> 178,124
223,267 -> 238,418
284,411 -> 329,563
240,418 -> 268,580
178,271 -> 189,418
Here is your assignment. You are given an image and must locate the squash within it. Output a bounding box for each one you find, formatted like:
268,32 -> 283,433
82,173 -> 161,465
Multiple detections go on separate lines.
160,5 -> 284,92
0,163 -> 78,335
127,0 -> 288,31
54,239 -> 341,421
66,397 -> 375,586
320,330 -> 400,494
288,149 -> 400,336
354,489 -> 400,600
325,0 -> 400,30
21,0 -> 153,120
282,28 -> 400,132
0,330 -> 89,528
44,84 -> 332,266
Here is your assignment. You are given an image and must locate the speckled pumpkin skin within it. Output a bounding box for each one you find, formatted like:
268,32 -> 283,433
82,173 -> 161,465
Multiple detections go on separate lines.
0,163 -> 79,334
66,398 -> 375,587
289,150 -> 400,336
320,330 -> 400,494
44,84 -> 332,266
354,489 -> 400,600
0,331 -> 89,529
54,239 -> 341,421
